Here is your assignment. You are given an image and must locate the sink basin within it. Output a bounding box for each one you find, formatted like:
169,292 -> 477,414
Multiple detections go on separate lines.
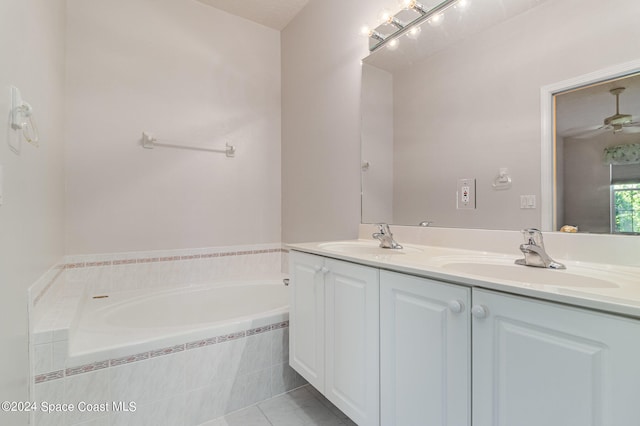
437,257 -> 619,288
318,241 -> 422,256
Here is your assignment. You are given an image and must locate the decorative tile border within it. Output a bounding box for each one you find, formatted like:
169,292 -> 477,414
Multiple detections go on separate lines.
186,336 -> 217,349
34,320 -> 289,384
218,331 -> 246,343
246,325 -> 272,336
84,261 -> 112,267
272,321 -> 289,330
109,352 -> 150,367
150,344 -> 184,358
112,259 -> 136,265
32,246 -> 286,309
61,248 -> 286,270
34,370 -> 64,384
65,360 -> 109,377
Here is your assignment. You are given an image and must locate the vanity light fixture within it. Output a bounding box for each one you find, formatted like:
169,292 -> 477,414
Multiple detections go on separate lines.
402,0 -> 429,15
369,29 -> 386,43
365,0 -> 468,52
387,16 -> 406,30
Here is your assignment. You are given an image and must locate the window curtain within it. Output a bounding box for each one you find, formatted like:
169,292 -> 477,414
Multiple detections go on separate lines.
604,142 -> 640,165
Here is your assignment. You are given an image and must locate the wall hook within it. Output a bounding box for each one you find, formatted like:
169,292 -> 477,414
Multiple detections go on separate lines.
10,86 -> 39,147
492,167 -> 512,190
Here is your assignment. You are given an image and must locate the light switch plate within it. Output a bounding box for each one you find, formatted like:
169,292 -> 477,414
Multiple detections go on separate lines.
520,195 -> 536,209
457,178 -> 476,209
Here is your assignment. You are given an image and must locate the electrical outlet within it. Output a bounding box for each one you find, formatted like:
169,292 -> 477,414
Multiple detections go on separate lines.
457,178 -> 476,209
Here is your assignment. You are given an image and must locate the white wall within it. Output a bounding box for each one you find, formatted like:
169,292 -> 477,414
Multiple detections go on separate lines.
281,0 -> 393,243
65,0 -> 282,254
0,0 -> 66,417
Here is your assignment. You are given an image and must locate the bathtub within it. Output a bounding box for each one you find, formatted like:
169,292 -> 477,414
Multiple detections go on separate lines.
68,279 -> 289,367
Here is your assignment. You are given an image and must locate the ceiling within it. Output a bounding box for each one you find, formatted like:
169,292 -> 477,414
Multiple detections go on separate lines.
195,0 -> 309,31
556,73 -> 640,138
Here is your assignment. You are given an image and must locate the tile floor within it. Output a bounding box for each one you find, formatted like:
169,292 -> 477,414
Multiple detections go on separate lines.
200,385 -> 357,426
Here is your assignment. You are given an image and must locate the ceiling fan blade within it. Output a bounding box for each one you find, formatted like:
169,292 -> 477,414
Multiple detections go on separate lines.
573,129 -> 609,139
620,125 -> 640,134
560,125 -> 602,138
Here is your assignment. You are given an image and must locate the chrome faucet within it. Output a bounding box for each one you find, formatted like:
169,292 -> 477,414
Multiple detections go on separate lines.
372,223 -> 403,249
515,228 -> 565,269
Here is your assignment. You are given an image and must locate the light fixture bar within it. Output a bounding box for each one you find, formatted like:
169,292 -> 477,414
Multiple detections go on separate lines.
369,0 -> 460,52
408,1 -> 429,15
388,17 -> 406,30
369,29 -> 386,43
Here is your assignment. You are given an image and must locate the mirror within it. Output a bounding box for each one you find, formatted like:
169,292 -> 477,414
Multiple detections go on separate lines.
553,73 -> 640,234
361,0 -> 640,233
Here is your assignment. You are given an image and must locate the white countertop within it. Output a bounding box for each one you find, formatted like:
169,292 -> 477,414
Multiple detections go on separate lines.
287,239 -> 640,319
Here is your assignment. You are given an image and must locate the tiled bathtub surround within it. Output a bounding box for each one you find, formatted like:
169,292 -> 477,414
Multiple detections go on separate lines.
34,321 -> 289,383
30,243 -> 293,425
33,321 -> 302,426
31,243 -> 288,335
30,263 -> 66,308
62,243 -> 287,296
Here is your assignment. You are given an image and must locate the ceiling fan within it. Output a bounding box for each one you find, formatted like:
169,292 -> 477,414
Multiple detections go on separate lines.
564,87 -> 640,139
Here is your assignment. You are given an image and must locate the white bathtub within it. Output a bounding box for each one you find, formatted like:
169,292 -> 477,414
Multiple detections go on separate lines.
68,279 -> 289,367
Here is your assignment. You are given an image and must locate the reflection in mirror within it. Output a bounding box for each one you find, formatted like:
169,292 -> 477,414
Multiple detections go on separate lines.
554,73 -> 640,234
360,0 -> 640,234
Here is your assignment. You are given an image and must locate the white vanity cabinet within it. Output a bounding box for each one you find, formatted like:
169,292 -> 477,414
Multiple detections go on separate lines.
289,251 -> 380,426
289,248 -> 640,426
380,271 -> 471,426
289,251 -> 325,391
472,288 -> 640,426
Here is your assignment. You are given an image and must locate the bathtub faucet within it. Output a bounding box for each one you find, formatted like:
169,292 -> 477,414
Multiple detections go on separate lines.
372,223 -> 403,249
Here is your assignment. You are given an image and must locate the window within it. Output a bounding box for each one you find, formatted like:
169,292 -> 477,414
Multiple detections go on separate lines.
612,183 -> 640,234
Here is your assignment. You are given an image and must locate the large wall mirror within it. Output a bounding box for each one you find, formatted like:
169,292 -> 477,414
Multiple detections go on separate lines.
552,72 -> 640,235
361,0 -> 640,234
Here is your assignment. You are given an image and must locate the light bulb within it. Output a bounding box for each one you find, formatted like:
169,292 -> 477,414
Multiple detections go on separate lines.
360,25 -> 371,36
428,13 -> 444,26
387,38 -> 399,50
379,9 -> 392,25
406,25 -> 421,39
456,0 -> 470,9
405,0 -> 427,15
387,16 -> 405,30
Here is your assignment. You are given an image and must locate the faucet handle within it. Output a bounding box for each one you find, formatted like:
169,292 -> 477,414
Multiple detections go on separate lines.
376,223 -> 391,234
521,228 -> 544,246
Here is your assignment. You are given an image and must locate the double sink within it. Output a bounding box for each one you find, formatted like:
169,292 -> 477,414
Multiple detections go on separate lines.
317,240 -> 621,289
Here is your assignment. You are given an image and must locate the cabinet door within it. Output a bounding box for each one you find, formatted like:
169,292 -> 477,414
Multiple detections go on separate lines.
289,251 -> 325,392
325,258 -> 380,426
472,288 -> 640,426
380,271 -> 471,426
